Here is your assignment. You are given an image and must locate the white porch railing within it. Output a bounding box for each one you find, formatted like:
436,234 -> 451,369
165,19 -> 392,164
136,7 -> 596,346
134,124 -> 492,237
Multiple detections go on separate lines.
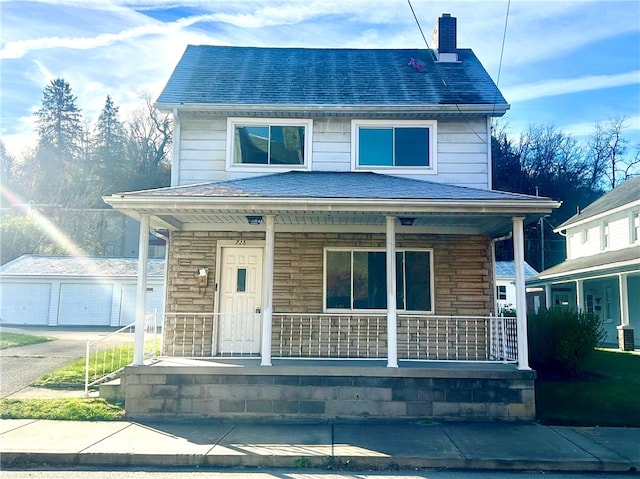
161,312 -> 518,363
399,314 -> 517,362
84,312 -> 159,395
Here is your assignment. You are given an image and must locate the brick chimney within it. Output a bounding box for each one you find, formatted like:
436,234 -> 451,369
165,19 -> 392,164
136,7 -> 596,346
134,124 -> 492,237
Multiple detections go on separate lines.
431,13 -> 458,62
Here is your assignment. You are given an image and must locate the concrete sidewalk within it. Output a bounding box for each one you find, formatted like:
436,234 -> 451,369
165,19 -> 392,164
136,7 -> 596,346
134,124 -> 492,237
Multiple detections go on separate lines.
0,418 -> 638,473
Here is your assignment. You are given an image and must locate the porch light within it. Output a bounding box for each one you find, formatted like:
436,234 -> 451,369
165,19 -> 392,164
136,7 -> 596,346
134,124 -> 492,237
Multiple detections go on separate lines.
399,217 -> 416,226
246,215 -> 263,225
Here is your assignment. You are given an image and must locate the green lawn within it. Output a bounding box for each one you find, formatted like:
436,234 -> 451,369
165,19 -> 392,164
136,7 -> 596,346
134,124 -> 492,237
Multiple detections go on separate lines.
536,349 -> 640,427
0,331 -> 53,349
0,398 -> 123,421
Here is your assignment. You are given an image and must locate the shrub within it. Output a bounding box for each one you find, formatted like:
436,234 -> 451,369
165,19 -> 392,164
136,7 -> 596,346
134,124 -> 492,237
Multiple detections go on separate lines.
528,307 -> 605,377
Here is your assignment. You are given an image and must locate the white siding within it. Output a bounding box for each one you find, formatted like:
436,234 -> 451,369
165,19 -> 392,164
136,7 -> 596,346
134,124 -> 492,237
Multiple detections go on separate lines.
566,206 -> 639,260
175,114 -> 491,189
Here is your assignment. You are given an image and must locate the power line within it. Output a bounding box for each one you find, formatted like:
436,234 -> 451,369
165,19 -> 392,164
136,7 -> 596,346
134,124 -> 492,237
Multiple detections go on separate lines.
407,0 -> 486,143
492,0 -> 511,122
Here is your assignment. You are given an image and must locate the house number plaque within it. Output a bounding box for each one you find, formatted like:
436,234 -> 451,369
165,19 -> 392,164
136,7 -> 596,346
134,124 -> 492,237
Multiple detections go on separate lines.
236,240 -> 246,245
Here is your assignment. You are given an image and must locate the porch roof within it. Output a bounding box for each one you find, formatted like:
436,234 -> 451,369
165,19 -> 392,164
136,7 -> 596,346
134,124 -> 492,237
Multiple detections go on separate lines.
104,171 -> 559,235
528,245 -> 640,284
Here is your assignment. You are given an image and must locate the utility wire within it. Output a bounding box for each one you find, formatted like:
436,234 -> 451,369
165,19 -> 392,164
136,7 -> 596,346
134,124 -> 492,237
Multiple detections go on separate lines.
407,0 -> 486,143
492,0 -> 511,122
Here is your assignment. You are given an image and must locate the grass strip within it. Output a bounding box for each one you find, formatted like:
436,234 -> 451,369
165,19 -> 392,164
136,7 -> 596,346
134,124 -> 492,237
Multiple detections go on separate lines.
33,344 -> 135,387
536,349 -> 640,427
0,398 -> 124,421
0,331 -> 53,350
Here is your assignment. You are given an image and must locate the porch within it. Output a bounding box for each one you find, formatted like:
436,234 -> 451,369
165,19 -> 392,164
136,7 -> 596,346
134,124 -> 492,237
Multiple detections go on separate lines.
115,312 -> 534,421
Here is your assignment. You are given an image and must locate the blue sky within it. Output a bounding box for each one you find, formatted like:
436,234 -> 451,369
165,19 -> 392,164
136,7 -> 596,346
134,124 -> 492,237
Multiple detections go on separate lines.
1,0 -> 639,158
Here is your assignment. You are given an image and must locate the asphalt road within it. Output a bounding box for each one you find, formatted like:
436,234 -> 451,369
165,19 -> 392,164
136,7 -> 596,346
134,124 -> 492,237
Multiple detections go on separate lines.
0,469 -> 624,479
0,326 -> 121,398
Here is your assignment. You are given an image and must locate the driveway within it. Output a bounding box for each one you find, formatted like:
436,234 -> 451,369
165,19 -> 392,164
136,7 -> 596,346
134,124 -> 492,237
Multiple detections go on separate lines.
0,326 -> 122,398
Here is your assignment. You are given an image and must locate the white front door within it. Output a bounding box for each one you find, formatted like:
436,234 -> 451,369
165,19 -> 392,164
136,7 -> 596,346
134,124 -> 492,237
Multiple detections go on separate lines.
218,247 -> 263,354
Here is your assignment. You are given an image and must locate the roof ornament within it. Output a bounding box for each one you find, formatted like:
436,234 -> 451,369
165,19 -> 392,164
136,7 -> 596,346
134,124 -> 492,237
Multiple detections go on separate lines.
408,57 -> 424,73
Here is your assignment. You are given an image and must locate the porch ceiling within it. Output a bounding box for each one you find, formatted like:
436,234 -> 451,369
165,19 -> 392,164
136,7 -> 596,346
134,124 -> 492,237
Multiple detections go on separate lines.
119,207 -> 545,236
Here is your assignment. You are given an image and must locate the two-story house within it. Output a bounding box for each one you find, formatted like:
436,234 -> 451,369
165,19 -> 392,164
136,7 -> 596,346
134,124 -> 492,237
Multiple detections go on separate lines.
104,14 -> 559,421
527,177 -> 640,350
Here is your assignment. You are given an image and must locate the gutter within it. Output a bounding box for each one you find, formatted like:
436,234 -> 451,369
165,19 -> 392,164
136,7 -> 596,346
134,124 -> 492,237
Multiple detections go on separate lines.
154,103 -> 510,117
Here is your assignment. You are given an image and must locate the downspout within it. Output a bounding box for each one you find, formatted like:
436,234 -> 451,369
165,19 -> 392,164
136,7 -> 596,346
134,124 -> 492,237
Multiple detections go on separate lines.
152,228 -> 170,326
491,232 -> 512,316
171,108 -> 181,186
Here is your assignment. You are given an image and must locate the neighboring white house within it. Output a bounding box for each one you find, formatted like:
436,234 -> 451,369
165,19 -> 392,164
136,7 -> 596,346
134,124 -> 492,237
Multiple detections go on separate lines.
0,256 -> 165,327
527,176 -> 640,348
495,261 -> 537,314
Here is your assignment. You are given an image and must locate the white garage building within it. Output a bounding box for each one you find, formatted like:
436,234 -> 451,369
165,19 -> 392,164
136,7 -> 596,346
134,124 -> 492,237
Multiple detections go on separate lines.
0,255 -> 165,327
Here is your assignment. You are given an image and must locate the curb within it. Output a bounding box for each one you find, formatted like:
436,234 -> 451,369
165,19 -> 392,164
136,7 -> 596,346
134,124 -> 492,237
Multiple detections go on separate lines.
1,452 -> 637,472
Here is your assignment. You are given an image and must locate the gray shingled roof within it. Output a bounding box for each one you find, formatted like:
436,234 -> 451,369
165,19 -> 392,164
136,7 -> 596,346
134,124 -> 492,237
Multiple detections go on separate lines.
529,245 -> 640,282
0,256 -> 165,278
157,46 -> 508,108
125,171 -> 540,201
495,261 -> 538,279
558,176 -> 640,229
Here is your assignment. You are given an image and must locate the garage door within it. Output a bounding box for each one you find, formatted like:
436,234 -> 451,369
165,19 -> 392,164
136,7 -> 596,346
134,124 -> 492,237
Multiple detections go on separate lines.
0,283 -> 51,325
58,283 -> 113,326
119,284 -> 165,326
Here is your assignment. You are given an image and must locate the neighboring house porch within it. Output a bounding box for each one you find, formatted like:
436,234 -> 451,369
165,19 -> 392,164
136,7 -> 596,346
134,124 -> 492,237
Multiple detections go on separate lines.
527,246 -> 640,348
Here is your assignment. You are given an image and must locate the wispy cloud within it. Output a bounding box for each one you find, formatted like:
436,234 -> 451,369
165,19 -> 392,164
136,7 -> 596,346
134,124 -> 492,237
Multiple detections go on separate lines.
504,71 -> 640,103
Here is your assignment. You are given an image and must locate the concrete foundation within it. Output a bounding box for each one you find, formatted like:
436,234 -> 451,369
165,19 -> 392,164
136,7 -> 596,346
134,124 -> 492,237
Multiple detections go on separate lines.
120,359 -> 535,421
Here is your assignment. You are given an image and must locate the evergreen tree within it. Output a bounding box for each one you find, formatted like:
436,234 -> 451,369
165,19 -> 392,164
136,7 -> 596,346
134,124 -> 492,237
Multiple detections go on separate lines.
33,78 -> 84,206
93,95 -> 126,194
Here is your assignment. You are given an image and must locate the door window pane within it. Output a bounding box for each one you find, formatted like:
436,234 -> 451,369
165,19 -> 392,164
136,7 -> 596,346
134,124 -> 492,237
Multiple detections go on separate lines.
237,268 -> 247,292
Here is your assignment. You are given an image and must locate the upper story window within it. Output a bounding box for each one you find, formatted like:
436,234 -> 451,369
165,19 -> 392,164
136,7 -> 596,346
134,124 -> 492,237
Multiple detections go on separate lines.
351,120 -> 437,173
631,210 -> 640,244
581,229 -> 589,244
226,118 -> 312,171
601,221 -> 610,250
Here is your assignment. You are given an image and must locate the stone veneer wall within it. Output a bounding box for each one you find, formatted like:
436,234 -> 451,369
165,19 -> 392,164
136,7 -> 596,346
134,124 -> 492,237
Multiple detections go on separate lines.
122,365 -> 535,421
162,231 -> 494,356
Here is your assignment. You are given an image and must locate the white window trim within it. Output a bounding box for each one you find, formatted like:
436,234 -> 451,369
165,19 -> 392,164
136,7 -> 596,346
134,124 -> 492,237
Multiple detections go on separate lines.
350,119 -> 437,174
630,210 -> 640,244
226,117 -> 313,172
600,221 -> 610,251
322,247 -> 435,314
581,229 -> 588,244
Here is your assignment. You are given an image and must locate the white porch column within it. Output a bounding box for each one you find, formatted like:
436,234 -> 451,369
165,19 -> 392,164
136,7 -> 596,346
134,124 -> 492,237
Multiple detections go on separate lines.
576,280 -> 584,311
261,215 -> 275,366
133,214 -> 150,366
513,216 -> 530,370
619,273 -> 630,326
544,284 -> 552,309
386,216 -> 398,368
